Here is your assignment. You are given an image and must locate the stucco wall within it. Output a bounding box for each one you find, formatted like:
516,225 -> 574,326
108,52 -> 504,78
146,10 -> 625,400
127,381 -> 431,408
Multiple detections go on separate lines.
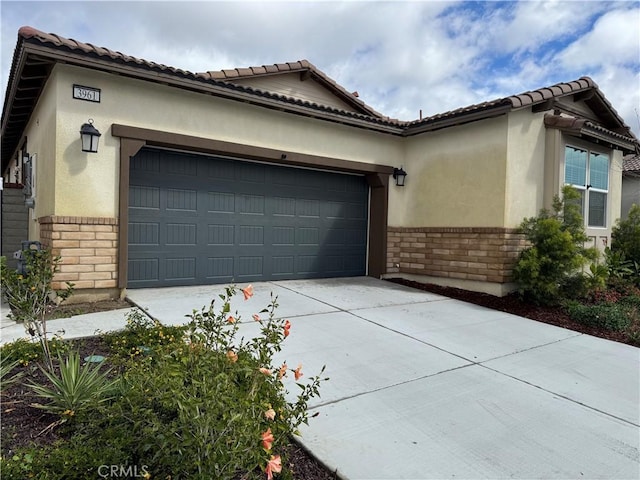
21,68 -> 59,240
50,65 -> 403,219
504,109 -> 547,226
397,116 -> 509,228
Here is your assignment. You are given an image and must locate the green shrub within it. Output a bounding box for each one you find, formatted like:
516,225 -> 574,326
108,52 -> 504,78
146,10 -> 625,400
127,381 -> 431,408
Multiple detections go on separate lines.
0,336 -> 69,366
612,204 -> 640,269
514,186 -> 597,305
102,309 -> 186,363
0,439 -> 133,480
620,294 -> 640,309
565,301 -> 632,331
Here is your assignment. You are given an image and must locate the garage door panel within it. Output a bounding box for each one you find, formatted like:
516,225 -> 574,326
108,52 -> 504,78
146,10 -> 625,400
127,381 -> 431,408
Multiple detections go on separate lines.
166,257 -> 196,281
165,223 -> 197,246
128,258 -> 159,284
166,156 -> 198,176
238,225 -> 264,246
130,186 -> 160,210
237,256 -> 264,278
208,224 -> 235,245
129,149 -> 368,287
208,192 -> 235,213
129,222 -> 159,246
206,158 -> 235,179
206,257 -> 235,280
237,195 -> 265,215
166,188 -> 197,212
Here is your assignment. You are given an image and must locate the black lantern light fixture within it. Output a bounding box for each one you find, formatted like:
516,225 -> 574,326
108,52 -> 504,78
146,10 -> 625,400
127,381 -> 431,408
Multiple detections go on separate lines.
80,119 -> 101,153
393,167 -> 407,187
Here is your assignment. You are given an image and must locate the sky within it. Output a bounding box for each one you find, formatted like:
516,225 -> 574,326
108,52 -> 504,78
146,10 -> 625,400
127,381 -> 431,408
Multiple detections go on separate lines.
1,0 -> 639,136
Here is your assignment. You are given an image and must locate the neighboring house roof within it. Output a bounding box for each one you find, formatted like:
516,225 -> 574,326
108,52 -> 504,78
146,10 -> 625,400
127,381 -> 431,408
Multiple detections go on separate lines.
623,154 -> 640,174
2,25 -> 638,171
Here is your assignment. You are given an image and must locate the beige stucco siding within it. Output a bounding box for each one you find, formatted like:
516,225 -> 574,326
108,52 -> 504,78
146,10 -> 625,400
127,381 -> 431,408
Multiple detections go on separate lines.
50,65 -> 403,218
608,150 -> 623,227
53,67 -> 120,218
504,109 -> 547,226
22,68 -> 59,239
396,116 -> 508,228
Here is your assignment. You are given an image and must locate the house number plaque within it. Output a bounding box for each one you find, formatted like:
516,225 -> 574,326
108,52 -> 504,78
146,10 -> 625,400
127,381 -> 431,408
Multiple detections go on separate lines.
73,84 -> 101,103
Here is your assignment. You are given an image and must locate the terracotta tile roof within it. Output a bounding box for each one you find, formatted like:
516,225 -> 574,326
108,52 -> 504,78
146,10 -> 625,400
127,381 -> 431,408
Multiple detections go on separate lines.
624,154 -> 640,173
407,77 -> 630,132
1,25 -> 638,169
507,77 -> 595,107
197,60 -> 384,118
16,26 -> 194,75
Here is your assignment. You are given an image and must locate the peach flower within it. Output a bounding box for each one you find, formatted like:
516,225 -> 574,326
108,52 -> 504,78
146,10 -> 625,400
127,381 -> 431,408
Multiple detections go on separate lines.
226,350 -> 238,363
283,320 -> 291,338
261,428 -> 274,451
265,455 -> 282,479
242,284 -> 254,300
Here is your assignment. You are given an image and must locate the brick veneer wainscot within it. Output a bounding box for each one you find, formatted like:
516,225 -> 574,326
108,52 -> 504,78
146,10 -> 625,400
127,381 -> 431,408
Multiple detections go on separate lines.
387,227 -> 526,283
38,216 -> 118,290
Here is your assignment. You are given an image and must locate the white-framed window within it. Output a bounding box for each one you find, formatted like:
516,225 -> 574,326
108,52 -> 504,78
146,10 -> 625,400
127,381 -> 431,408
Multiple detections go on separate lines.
564,145 -> 609,228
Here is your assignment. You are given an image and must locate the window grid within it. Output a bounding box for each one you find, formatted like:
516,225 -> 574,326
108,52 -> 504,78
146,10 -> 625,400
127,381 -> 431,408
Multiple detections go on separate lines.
564,145 -> 609,228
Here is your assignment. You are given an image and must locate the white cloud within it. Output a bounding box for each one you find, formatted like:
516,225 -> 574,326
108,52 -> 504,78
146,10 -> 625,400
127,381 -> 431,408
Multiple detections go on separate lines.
0,1 -> 638,135
556,7 -> 640,70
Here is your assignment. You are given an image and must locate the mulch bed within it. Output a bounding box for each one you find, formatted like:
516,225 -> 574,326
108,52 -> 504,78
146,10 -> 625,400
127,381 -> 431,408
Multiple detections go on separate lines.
388,278 -> 634,345
1,337 -> 338,480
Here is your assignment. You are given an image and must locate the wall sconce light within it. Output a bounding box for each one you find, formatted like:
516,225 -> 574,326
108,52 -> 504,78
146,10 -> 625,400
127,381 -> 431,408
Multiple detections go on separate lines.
80,119 -> 101,153
393,167 -> 407,187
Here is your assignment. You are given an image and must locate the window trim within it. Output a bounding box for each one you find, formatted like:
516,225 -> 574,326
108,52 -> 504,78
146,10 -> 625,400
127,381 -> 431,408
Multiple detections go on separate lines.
563,142 -> 610,229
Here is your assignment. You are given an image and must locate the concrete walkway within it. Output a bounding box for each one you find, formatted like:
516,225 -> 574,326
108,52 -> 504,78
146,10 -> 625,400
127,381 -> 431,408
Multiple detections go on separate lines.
1,277 -> 639,479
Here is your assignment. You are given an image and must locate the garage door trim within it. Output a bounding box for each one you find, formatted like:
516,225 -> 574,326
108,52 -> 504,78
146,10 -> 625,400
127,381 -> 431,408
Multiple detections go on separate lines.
113,124 -> 392,288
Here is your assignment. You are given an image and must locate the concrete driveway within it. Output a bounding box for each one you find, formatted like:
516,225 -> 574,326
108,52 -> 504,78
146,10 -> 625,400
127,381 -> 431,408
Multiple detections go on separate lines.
127,276 -> 640,480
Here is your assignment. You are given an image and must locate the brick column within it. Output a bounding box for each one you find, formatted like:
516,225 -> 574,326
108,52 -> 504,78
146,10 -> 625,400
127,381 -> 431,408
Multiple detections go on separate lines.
38,216 -> 118,291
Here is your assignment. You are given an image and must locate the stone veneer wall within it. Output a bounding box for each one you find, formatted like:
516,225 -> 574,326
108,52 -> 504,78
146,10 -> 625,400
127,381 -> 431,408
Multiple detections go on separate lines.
386,227 -> 526,284
38,216 -> 118,291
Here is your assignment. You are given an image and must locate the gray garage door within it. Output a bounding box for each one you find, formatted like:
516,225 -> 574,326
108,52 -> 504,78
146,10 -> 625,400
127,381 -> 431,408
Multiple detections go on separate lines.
128,148 -> 369,288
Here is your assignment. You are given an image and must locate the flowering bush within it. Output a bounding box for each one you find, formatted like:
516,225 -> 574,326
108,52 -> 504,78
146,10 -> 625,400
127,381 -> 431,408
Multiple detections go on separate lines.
3,284 -> 327,479
114,283 -> 327,478
102,308 -> 186,363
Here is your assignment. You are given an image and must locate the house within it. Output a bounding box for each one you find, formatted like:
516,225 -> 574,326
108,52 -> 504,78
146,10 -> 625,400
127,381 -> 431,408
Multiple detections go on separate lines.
1,26 -> 638,302
622,154 -> 640,218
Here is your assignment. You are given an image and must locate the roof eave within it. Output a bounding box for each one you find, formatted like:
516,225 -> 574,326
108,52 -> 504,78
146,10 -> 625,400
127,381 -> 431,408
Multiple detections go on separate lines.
1,43 -> 405,170
544,114 -> 638,155
402,103 -> 512,136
